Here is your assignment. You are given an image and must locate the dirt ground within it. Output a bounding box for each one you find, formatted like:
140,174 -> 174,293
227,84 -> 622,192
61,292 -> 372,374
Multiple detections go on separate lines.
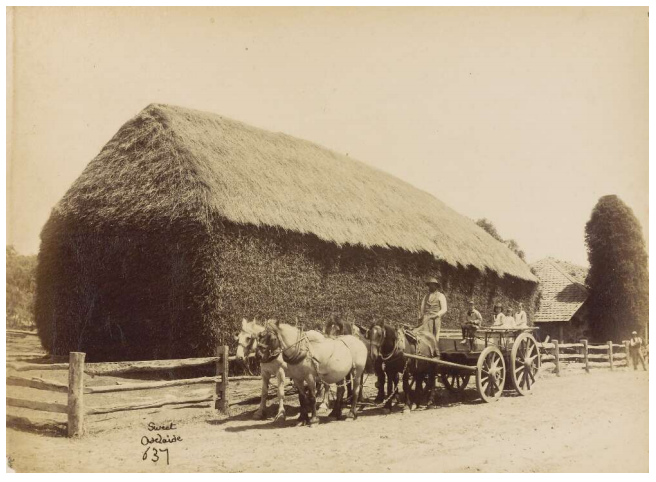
7,359 -> 649,473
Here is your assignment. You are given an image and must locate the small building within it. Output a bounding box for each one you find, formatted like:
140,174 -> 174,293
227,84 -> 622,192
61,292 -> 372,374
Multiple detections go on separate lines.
531,258 -> 590,343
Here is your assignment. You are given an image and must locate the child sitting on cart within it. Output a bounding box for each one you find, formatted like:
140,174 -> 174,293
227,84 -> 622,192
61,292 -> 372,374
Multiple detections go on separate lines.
461,300 -> 482,344
492,304 -> 505,327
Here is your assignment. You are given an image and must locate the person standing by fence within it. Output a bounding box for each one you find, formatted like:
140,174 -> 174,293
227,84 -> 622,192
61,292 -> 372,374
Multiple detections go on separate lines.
629,331 -> 647,371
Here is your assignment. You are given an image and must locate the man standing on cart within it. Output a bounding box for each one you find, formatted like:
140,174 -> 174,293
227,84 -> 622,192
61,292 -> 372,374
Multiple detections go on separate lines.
417,277 -> 447,340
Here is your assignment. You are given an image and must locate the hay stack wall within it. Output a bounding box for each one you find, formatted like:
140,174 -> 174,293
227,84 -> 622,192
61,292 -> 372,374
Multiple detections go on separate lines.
36,104 -> 538,361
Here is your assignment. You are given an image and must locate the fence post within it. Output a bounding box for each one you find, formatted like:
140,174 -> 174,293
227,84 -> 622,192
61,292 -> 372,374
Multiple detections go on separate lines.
67,352 -> 86,438
553,339 -> 560,376
608,341 -> 614,371
215,345 -> 230,415
623,340 -> 630,369
581,339 -> 589,373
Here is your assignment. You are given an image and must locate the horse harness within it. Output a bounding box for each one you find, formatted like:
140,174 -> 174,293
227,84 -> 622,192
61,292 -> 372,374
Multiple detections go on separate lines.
242,332 -> 281,364
273,326 -> 357,385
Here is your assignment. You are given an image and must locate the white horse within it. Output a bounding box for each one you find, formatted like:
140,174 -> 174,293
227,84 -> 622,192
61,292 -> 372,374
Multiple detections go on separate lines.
263,319 -> 368,425
234,318 -> 287,422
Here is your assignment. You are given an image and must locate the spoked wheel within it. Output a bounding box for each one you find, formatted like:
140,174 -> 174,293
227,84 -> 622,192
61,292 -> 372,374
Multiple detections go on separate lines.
476,346 -> 506,403
510,332 -> 541,395
440,372 -> 471,393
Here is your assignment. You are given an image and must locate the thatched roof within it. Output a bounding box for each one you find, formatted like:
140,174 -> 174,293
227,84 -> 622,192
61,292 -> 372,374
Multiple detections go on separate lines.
531,258 -> 589,323
54,103 -> 536,281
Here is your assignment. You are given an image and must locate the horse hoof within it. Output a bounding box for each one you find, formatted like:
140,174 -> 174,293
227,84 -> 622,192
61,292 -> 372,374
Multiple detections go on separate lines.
273,412 -> 286,422
345,412 -> 356,421
309,417 -> 320,426
383,408 -> 392,415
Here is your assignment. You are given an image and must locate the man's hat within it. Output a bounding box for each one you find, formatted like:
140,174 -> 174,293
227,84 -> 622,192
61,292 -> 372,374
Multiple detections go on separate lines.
425,277 -> 440,286
468,300 -> 475,305
632,331 -> 638,335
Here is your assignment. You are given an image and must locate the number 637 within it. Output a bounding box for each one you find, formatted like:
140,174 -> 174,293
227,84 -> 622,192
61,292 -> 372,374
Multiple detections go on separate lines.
143,447 -> 170,465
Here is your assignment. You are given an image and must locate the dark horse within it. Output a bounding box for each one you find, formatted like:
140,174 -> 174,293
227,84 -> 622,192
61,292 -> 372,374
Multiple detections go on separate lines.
368,323 -> 438,412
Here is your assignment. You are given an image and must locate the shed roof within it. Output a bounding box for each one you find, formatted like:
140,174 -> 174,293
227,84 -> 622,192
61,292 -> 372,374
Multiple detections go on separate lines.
531,258 -> 589,323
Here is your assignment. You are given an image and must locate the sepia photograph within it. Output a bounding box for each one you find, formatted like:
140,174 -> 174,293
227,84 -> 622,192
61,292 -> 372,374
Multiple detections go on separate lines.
4,6 -> 649,473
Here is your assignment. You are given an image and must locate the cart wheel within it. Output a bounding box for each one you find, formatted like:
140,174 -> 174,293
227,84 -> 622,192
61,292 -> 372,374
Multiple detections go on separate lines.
476,346 -> 506,403
510,332 -> 541,395
440,372 -> 470,392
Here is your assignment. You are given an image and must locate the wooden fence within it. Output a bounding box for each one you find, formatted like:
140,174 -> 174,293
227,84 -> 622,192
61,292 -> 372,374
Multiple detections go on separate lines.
7,344 -> 233,438
6,329 -> 637,437
538,339 -> 630,375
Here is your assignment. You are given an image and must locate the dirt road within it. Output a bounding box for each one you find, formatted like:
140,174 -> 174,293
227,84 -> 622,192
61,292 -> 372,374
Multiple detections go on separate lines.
7,369 -> 648,472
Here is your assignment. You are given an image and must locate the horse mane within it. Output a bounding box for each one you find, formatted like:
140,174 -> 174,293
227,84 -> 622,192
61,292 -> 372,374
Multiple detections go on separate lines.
380,323 -> 398,347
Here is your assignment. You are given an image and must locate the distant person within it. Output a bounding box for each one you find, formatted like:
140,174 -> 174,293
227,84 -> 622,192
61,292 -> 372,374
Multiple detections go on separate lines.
504,307 -> 516,328
629,331 -> 647,371
492,304 -> 505,327
514,303 -> 528,328
461,300 -> 482,344
417,277 -> 447,340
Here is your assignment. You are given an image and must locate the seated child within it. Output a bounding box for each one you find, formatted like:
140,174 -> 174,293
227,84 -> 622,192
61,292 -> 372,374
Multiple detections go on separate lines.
461,300 -> 482,344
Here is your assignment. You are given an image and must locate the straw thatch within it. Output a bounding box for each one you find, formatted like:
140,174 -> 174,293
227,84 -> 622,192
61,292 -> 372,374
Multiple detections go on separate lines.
35,104 -> 538,361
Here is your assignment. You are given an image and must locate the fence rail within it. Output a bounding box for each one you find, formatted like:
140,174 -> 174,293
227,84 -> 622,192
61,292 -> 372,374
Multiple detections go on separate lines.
538,339 -> 631,375
6,346 -> 231,438
8,333 -> 639,438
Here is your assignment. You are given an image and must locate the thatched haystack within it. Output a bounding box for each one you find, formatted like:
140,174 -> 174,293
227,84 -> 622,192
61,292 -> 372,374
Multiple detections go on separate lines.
36,104 -> 538,361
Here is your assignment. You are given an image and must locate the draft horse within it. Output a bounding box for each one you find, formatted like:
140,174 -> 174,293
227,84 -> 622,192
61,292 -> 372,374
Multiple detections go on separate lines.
368,323 -> 438,412
262,319 -> 368,425
234,318 -> 287,422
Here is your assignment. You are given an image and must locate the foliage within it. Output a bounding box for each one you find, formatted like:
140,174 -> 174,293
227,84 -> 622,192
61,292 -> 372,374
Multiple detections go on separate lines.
36,219 -> 540,361
585,195 -> 648,341
6,246 -> 37,329
476,218 -> 526,261
475,218 -> 504,242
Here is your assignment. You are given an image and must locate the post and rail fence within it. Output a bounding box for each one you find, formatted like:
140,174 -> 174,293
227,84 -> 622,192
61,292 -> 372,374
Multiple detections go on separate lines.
6,337 -> 239,438
538,339 -> 630,375
6,329 -> 641,438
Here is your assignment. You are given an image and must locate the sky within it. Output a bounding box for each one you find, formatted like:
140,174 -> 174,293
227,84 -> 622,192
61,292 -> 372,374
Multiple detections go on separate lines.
6,7 -> 649,266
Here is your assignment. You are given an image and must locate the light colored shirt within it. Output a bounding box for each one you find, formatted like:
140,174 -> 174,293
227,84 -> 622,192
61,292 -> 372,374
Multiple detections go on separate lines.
514,310 -> 527,328
492,313 -> 505,326
629,337 -> 643,350
419,290 -> 447,321
504,314 -> 515,328
465,309 -> 482,325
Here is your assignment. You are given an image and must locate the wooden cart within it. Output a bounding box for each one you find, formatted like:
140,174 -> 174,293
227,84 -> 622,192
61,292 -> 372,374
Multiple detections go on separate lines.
404,327 -> 541,403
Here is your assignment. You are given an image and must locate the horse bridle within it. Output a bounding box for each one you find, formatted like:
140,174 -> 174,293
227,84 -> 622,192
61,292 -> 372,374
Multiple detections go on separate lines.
380,325 -> 403,362
256,332 -> 283,364
238,334 -> 258,356
268,326 -> 309,365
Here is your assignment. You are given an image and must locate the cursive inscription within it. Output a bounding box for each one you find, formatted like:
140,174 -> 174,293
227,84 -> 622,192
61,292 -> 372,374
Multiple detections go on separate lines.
141,421 -> 182,465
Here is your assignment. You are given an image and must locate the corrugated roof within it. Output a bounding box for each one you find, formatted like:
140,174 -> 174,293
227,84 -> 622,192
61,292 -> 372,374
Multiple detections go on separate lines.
531,258 -> 589,323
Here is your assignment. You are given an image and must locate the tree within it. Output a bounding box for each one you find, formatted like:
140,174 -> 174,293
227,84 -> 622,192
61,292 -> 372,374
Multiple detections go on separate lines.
585,195 -> 648,341
504,239 -> 526,261
475,218 -> 504,242
475,218 -> 526,261
6,246 -> 37,329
